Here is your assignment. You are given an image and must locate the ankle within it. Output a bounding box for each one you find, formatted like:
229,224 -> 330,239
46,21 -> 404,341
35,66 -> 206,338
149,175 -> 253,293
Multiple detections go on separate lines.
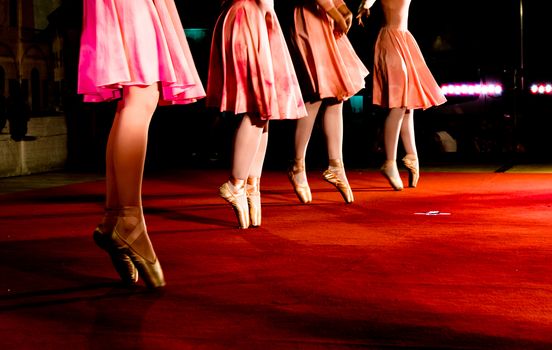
292,158 -> 306,173
96,207 -> 120,233
246,177 -> 260,194
227,178 -> 246,195
328,158 -> 344,168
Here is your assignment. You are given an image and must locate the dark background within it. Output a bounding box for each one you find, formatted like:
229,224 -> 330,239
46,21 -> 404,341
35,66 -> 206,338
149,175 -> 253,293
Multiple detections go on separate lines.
55,1 -> 552,173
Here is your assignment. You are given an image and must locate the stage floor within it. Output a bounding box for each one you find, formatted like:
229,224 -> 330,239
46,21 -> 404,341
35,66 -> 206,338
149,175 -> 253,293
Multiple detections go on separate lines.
1,165 -> 551,349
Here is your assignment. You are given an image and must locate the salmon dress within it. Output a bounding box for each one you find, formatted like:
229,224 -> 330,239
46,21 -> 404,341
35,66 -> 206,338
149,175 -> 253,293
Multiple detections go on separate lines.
373,27 -> 446,109
78,0 -> 205,105
289,0 -> 369,102
206,0 -> 307,120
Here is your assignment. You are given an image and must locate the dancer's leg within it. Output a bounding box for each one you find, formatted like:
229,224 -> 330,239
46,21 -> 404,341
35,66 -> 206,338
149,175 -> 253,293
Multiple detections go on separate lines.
400,109 -> 420,187
292,101 -> 322,178
399,109 -> 417,157
246,121 -> 268,227
381,108 -> 406,190
383,108 -> 406,162
294,101 -> 322,160
321,101 -> 353,203
108,84 -> 159,207
288,101 -> 320,204
220,114 -> 267,228
230,114 -> 267,183
95,84 -> 165,288
322,101 -> 344,161
105,105 -> 120,210
248,121 -> 269,178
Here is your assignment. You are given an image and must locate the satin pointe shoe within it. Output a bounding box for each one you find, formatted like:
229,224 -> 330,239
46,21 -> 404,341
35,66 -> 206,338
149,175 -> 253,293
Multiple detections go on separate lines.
402,155 -> 419,188
219,181 -> 250,229
246,177 -> 261,227
92,208 -> 139,286
287,160 -> 312,204
322,158 -> 354,204
109,207 -> 165,288
380,160 -> 404,191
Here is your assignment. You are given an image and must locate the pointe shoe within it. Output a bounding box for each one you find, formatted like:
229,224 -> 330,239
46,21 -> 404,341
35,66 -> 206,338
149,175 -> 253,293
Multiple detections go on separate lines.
246,177 -> 261,227
111,207 -> 165,288
219,182 -> 250,229
93,208 -> 139,286
322,159 -> 354,204
402,155 -> 419,188
287,160 -> 312,204
380,161 -> 404,191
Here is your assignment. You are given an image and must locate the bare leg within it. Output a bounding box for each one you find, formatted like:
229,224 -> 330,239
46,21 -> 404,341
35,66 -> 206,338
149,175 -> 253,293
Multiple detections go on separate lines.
108,85 -> 159,207
95,84 -> 165,288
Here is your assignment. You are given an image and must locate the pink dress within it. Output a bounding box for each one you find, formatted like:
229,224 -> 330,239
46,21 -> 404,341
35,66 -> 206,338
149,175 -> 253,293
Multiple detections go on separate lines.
78,0 -> 205,105
206,0 -> 307,120
289,0 -> 369,102
373,27 -> 446,109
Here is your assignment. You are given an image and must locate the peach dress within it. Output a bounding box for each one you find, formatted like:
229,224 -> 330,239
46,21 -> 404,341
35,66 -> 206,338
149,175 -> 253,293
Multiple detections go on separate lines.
373,27 -> 446,109
289,0 -> 369,102
78,0 -> 205,105
206,0 -> 307,120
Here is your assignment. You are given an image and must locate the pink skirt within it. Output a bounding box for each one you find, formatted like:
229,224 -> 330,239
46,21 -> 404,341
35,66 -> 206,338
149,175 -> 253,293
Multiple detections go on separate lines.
373,27 -> 446,110
290,3 -> 369,102
78,0 -> 205,105
206,0 -> 307,120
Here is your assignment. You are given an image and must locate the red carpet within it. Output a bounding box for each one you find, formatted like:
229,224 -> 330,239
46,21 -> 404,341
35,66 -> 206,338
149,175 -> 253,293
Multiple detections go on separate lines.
1,169 -> 552,349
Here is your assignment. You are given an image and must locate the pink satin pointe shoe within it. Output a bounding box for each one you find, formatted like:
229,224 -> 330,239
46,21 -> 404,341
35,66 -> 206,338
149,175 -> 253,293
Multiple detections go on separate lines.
246,177 -> 261,227
219,181 -> 250,229
402,155 -> 419,188
380,160 -> 404,191
322,159 -> 354,204
93,208 -> 139,286
287,160 -> 312,204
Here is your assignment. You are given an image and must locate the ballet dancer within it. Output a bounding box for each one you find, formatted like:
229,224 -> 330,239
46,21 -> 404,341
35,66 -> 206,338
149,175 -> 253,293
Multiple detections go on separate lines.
207,0 -> 307,229
78,0 -> 205,287
357,0 -> 446,190
284,0 -> 369,204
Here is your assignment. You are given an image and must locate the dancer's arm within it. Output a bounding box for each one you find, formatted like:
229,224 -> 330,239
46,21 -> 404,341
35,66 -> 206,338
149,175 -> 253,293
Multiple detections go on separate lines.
356,0 -> 377,26
317,0 -> 351,34
336,1 -> 353,31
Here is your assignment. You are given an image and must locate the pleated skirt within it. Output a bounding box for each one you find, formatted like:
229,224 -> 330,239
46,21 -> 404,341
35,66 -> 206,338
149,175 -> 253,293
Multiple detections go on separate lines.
372,27 -> 446,109
290,2 -> 369,102
78,0 -> 205,105
206,0 -> 307,120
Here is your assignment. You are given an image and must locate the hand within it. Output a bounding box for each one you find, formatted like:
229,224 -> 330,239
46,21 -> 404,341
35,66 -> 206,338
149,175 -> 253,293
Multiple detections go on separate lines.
356,1 -> 371,27
337,4 -> 353,32
327,7 -> 349,35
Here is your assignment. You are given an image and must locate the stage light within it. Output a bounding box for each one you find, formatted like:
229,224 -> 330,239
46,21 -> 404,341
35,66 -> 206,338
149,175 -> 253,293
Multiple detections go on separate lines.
529,83 -> 552,95
440,83 -> 503,96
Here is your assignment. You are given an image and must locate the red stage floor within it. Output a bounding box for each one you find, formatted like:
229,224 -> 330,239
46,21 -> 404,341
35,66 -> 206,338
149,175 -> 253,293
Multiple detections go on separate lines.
1,168 -> 551,349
